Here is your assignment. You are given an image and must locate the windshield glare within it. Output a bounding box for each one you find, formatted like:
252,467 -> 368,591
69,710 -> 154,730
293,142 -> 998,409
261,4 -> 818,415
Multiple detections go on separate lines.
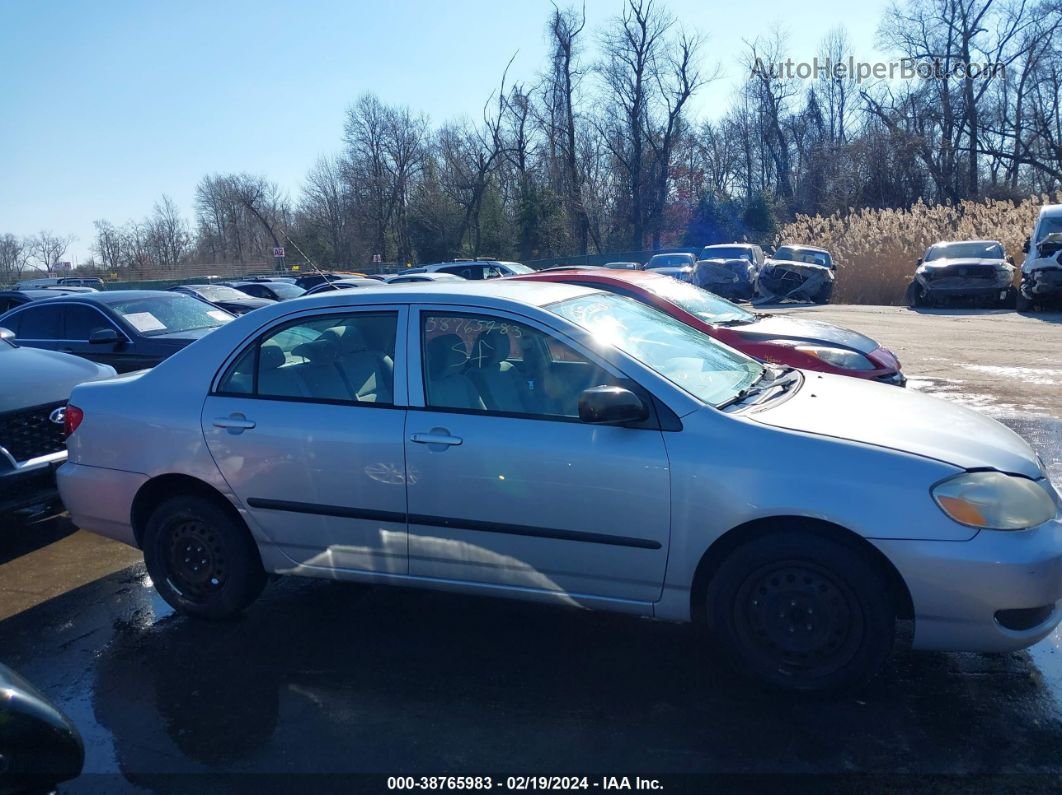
267,282 -> 307,299
646,254 -> 692,268
550,293 -> 763,407
645,278 -> 754,325
925,242 -> 1003,260
110,295 -> 233,336
197,286 -> 253,301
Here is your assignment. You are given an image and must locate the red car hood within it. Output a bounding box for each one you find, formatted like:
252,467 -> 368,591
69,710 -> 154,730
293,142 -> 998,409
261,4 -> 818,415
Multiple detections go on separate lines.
734,315 -> 879,355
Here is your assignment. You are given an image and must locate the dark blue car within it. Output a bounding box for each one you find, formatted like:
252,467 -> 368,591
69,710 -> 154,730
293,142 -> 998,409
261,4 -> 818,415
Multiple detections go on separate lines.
0,290 -> 234,373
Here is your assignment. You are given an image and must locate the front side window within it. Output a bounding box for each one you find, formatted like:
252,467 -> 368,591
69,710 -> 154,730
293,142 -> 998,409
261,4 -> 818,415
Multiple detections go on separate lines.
64,305 -> 117,340
421,312 -> 620,418
550,293 -> 762,407
218,312 -> 398,404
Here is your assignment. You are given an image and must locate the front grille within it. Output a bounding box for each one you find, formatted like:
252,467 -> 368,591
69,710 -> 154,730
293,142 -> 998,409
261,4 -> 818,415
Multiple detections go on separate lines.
955,265 -> 997,279
0,402 -> 67,463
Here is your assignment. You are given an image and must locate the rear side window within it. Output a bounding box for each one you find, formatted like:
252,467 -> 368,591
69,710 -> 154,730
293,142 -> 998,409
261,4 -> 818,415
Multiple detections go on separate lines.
217,312 -> 398,405
17,305 -> 63,339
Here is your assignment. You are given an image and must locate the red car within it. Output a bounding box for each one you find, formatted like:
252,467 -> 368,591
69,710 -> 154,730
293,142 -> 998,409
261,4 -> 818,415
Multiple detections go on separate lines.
512,268 -> 905,385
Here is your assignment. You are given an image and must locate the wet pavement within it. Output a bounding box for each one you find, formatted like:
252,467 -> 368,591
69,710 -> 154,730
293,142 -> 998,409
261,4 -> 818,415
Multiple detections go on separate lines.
2,307 -> 1062,791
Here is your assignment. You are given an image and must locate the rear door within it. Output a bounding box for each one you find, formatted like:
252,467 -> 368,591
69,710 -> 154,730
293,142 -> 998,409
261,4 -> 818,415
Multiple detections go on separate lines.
202,307 -> 409,575
403,305 -> 671,604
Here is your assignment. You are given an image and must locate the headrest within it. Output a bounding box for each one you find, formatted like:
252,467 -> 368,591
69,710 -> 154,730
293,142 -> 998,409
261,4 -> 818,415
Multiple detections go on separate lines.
259,343 -> 285,370
321,325 -> 368,353
292,338 -> 339,364
426,334 -> 467,377
474,327 -> 511,368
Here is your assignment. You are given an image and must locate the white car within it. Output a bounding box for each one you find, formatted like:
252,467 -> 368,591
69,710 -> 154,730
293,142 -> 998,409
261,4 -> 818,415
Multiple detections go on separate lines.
58,281 -> 1062,692
1018,203 -> 1062,311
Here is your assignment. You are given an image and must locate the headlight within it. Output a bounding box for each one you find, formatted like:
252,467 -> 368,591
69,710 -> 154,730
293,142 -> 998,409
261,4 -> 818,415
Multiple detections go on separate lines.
792,345 -> 877,371
932,471 -> 1058,530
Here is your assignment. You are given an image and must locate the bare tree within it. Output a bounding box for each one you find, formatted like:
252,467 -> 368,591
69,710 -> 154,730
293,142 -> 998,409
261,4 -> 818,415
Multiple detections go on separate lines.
147,195 -> 191,269
93,220 -> 124,272
0,234 -> 32,281
30,230 -> 76,270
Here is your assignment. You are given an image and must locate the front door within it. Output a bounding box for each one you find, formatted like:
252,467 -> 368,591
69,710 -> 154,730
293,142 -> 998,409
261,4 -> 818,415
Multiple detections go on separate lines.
202,308 -> 408,575
404,308 -> 671,603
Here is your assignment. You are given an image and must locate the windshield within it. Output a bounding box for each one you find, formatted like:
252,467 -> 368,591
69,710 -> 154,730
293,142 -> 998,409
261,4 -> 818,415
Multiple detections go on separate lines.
701,246 -> 753,261
109,295 -> 233,336
550,293 -> 763,407
196,285 -> 256,302
773,246 -> 832,266
645,278 -> 754,325
1036,217 -> 1062,241
925,242 -> 1003,260
646,254 -> 693,269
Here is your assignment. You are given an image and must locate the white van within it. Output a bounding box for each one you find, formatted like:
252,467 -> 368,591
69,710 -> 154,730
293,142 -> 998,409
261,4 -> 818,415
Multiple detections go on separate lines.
1019,204 -> 1062,310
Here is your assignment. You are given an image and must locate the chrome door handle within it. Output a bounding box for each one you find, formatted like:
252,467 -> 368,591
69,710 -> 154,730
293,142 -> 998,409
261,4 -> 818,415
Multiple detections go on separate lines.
213,415 -> 256,431
409,432 -> 462,446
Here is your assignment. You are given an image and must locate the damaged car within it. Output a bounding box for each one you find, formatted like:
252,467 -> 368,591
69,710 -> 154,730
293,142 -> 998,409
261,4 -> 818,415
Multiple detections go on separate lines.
905,240 -> 1016,308
755,245 -> 835,303
691,257 -> 757,301
1017,204 -> 1062,311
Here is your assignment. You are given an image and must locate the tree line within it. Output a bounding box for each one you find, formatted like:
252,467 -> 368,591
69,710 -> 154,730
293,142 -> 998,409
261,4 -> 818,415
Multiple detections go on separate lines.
5,0 -> 1062,281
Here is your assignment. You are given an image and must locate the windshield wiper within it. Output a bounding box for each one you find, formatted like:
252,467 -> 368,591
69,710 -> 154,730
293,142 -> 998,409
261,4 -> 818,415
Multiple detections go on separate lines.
716,366 -> 797,409
715,318 -> 753,327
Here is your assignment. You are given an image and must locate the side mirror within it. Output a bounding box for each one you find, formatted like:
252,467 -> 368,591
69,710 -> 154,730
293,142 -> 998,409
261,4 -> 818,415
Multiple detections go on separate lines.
1007,256 -> 1016,266
1022,237 -> 1030,254
0,326 -> 14,343
89,328 -> 120,345
0,664 -> 84,791
578,385 -> 649,425
915,257 -> 923,267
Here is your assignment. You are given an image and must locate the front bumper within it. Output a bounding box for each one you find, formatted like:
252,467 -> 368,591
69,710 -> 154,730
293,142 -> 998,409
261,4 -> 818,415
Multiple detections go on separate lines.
875,514 -> 1062,652
922,283 -> 1012,300
1025,268 -> 1062,297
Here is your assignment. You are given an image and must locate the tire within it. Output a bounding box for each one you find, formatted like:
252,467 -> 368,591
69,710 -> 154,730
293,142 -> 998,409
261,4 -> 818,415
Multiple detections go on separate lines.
811,283 -> 833,304
999,286 -> 1017,309
143,495 -> 267,620
1016,288 -> 1034,313
904,281 -> 923,308
705,531 -> 895,693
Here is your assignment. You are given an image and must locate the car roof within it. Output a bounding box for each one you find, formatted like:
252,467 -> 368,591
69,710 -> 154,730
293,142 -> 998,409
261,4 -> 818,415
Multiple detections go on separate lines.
514,267 -> 661,285
928,239 -> 1003,247
26,290 -> 191,305
703,243 -> 756,249
775,244 -> 829,253
290,278 -> 595,310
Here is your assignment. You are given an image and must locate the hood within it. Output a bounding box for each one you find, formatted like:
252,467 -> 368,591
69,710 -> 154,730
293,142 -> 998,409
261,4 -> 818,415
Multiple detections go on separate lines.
766,259 -> 831,273
1024,234 -> 1062,272
737,314 -> 879,354
0,346 -> 117,413
750,371 -> 1041,477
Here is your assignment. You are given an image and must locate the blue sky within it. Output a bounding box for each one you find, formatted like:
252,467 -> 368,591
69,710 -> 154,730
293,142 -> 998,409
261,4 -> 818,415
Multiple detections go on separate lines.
0,0 -> 887,264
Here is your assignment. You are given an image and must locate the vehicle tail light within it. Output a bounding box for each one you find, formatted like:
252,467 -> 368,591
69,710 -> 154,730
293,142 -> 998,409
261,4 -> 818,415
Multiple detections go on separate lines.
64,404 -> 84,437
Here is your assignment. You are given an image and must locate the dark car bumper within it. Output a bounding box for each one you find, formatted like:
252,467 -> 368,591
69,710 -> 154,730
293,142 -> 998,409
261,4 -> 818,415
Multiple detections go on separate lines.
0,462 -> 64,519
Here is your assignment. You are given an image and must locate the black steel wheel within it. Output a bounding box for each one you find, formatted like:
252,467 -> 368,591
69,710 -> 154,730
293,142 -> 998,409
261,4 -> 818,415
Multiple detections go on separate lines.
706,531 -> 895,693
144,495 -> 266,620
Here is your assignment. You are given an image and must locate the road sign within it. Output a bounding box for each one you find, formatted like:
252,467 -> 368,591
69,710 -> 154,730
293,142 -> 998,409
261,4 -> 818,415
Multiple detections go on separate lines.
372,253 -> 382,263
273,246 -> 285,258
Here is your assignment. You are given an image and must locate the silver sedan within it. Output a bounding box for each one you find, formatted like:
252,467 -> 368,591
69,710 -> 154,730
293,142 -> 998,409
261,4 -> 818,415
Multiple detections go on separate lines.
58,281 -> 1062,692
